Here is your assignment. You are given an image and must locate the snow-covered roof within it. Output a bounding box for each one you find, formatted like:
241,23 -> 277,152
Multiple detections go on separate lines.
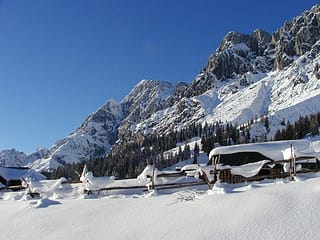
229,160 -> 271,178
209,140 -> 320,162
0,166 -> 46,181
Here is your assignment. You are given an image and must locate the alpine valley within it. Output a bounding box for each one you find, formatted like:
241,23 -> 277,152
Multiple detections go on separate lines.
2,5 -> 320,176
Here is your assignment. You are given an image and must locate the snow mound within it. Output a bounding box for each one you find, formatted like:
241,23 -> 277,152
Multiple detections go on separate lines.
208,181 -> 226,194
33,197 -> 61,208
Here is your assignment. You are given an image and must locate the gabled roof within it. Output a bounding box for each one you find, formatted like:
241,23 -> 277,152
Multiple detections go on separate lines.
209,140 -> 320,162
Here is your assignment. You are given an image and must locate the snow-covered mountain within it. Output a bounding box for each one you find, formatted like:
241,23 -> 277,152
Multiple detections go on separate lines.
1,4 -> 320,171
0,149 -> 27,167
26,80 -> 180,171
29,99 -> 124,170
118,80 -> 181,140
0,148 -> 49,168
129,5 -> 320,138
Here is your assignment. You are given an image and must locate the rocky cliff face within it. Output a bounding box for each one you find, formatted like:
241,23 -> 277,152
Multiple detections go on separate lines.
186,5 -> 320,97
118,80 -> 178,140
272,5 -> 320,70
184,29 -> 273,97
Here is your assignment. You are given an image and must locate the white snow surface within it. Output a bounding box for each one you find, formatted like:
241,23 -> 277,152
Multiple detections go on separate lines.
1,172 -> 320,240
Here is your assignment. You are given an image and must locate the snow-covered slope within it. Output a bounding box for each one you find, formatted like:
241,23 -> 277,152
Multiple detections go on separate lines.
200,46 -> 320,134
1,173 -> 320,240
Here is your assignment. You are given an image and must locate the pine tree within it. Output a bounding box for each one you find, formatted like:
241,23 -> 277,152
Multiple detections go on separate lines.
274,129 -> 283,140
193,142 -> 199,164
310,116 -> 319,135
178,145 -> 183,162
286,121 -> 295,139
264,116 -> 270,133
183,144 -> 191,160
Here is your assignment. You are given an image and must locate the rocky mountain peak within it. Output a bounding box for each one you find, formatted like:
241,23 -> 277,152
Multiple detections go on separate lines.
218,31 -> 253,52
186,5 -> 320,97
89,100 -> 122,124
25,80 -> 182,171
209,29 -> 272,73
0,149 -> 26,167
122,80 -> 175,106
218,30 -> 272,57
0,147 -> 49,167
28,99 -> 124,171
251,29 -> 272,55
272,4 -> 320,70
118,80 -> 179,140
185,29 -> 272,97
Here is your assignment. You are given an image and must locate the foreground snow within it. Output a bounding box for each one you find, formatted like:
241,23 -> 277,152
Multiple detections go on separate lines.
1,173 -> 320,240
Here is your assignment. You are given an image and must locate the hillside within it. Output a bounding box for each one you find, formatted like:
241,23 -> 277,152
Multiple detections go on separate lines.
1,5 -> 320,174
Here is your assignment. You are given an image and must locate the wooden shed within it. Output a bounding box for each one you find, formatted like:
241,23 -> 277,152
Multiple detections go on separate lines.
208,139 -> 320,183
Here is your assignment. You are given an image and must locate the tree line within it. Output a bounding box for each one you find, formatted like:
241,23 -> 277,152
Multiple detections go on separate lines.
274,113 -> 320,140
45,120 -> 251,180
46,112 -> 320,180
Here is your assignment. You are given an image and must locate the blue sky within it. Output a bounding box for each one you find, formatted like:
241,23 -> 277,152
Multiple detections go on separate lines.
0,0 -> 319,154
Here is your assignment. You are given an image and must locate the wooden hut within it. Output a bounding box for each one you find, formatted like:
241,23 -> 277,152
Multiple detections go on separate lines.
208,140 -> 320,183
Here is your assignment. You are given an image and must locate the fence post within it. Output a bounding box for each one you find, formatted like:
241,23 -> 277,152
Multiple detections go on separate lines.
290,144 -> 296,181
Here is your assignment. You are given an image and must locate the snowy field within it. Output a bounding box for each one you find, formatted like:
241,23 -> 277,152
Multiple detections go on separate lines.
1,173 -> 320,240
